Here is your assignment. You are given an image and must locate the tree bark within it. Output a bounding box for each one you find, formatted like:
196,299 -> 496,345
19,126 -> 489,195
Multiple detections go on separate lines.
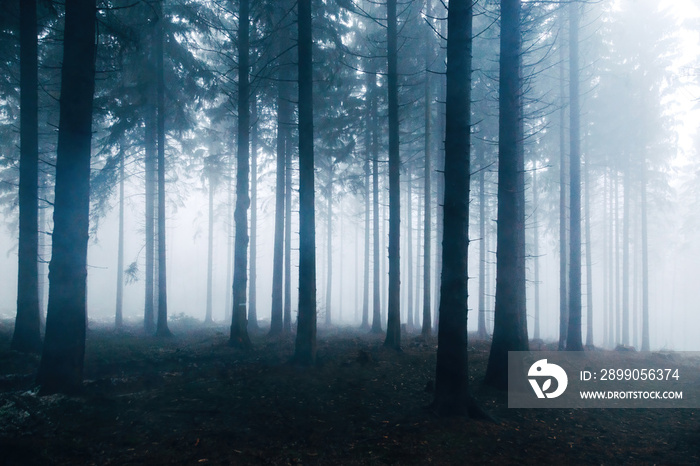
370,74 -> 382,334
585,151 -> 594,347
384,0 -> 401,350
293,0 -> 317,365
432,0 -> 472,416
115,148 -> 125,329
362,78 -> 371,330
283,120 -> 293,333
406,165 -> 413,330
532,165 -> 540,341
325,165 -> 333,326
484,0 -> 529,390
566,0 -> 583,351
36,0 -> 96,394
422,42 -> 432,336
155,0 -> 171,338
230,0 -> 252,349
640,155 -> 650,351
558,23 -> 568,350
13,0 -> 42,353
248,93 -> 259,332
477,156 -> 487,340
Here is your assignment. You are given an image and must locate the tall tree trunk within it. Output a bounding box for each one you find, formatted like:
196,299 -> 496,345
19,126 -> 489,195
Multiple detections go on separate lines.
283,124 -> 293,333
406,165 -> 413,329
230,0 -> 252,348
584,153 -> 594,347
566,1 -> 583,351
602,168 -> 608,346
249,93 -> 259,331
225,151 -> 233,323
362,90 -> 371,329
432,0 -> 472,415
325,165 -> 333,326
115,149 -> 125,329
558,25 -> 568,350
484,0 -> 529,390
532,165 -> 540,340
414,179 -> 422,329
384,0 -> 401,350
293,0 -> 317,364
422,35 -> 432,336
370,76 -> 382,334
37,0 -> 96,394
144,87 -> 156,334
13,0 -> 42,353
434,14 -> 446,332
477,155 -> 487,340
155,0 -> 171,337
614,171 -> 620,345
205,164 -> 215,324
622,161 -> 630,346
270,66 -> 290,337
640,156 -> 650,351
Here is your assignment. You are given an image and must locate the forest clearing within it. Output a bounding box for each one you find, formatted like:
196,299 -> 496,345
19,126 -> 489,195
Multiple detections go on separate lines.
1,320 -> 698,465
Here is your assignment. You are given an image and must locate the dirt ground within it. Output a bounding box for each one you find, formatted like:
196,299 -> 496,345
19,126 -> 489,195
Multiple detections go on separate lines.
1,318 -> 698,465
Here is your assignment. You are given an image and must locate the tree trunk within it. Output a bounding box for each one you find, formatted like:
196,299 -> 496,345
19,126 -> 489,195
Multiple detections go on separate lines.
566,0 -> 583,351
370,74 -> 382,334
484,0 -> 529,390
249,93 -> 259,332
270,63 -> 290,336
406,165 -> 413,329
325,165 -> 333,326
622,160 -> 630,346
115,148 -> 125,329
640,155 -> 650,351
230,0 -> 252,349
283,120 -> 293,333
532,165 -> 540,341
144,83 -> 156,334
155,0 -> 171,338
585,152 -> 594,347
422,38 -> 432,336
558,24 -> 568,350
293,0 -> 317,364
477,155 -> 487,340
414,178 -> 422,329
384,0 -> 401,350
225,151 -> 233,323
205,156 -> 215,324
36,0 -> 96,394
13,0 -> 42,353
433,0 -> 472,416
434,15 -> 446,332
362,87 -> 371,329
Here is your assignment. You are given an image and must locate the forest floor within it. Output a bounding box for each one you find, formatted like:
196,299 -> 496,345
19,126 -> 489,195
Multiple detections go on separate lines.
0,317 -> 698,465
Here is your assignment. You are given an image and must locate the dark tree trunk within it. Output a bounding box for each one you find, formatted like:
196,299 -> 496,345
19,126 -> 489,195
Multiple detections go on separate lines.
325,165 -> 333,326
370,76 -> 382,334
144,87 -> 156,334
13,0 -> 42,353
249,93 -> 259,332
558,28 -> 568,350
384,0 -> 401,350
225,151 -> 233,324
293,0 -> 317,365
406,166 -> 413,330
155,0 -> 171,338
205,160 -> 215,324
230,0 -> 252,349
433,0 -> 473,416
283,122 -> 293,333
36,0 -> 96,394
361,84 -> 371,329
532,166 -> 540,341
115,149 -> 125,329
484,0 -> 529,390
421,0 -> 432,339
414,179 -> 422,329
270,70 -> 290,337
477,154 -> 487,340
566,1 -> 582,351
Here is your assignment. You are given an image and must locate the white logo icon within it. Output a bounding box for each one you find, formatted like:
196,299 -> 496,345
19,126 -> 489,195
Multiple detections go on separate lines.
528,359 -> 568,399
